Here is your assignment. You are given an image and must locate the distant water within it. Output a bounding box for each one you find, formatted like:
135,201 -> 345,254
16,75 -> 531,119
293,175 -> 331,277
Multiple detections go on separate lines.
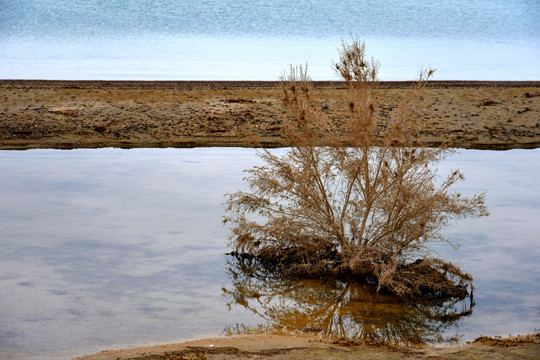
1,0 -> 539,80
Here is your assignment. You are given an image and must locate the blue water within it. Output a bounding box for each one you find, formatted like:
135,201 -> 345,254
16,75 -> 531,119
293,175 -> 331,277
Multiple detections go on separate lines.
1,0 -> 539,80
0,148 -> 539,359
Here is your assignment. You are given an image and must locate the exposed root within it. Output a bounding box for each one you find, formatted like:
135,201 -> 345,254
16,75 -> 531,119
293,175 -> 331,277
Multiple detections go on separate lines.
228,247 -> 473,300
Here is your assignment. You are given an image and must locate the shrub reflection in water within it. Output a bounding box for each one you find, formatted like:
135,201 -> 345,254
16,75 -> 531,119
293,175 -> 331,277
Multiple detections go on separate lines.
223,255 -> 473,346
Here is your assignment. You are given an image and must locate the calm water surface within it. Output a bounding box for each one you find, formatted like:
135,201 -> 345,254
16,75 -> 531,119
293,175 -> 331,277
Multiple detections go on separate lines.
0,148 -> 539,359
1,1 -> 539,80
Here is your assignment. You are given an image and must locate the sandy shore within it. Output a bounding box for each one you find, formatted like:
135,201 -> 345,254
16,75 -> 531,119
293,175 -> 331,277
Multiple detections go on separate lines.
1,80 -> 539,150
76,333 -> 540,360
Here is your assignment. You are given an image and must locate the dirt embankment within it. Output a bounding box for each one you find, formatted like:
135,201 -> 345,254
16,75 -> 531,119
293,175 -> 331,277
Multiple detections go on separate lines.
76,333 -> 540,360
1,80 -> 539,150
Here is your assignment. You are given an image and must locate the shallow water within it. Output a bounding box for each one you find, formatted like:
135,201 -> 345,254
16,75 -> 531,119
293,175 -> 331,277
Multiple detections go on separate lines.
0,148 -> 539,359
1,1 -> 539,80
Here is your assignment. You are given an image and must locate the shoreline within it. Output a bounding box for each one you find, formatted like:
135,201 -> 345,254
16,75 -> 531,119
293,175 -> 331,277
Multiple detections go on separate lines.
3,79 -> 540,89
1,80 -> 539,150
76,333 -> 540,360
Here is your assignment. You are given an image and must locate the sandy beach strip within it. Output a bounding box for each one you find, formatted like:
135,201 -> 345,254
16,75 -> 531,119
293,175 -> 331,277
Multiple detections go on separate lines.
1,80 -> 539,150
75,333 -> 540,360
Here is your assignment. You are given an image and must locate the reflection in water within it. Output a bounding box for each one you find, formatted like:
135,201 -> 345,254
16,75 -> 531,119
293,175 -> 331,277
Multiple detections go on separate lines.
0,148 -> 538,359
223,256 -> 474,345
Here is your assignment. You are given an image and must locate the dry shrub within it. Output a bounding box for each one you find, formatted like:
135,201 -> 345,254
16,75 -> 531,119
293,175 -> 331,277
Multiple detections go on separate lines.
224,39 -> 488,299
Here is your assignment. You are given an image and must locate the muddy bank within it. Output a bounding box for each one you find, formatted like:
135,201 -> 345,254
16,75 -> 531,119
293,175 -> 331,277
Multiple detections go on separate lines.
76,333 -> 540,360
1,80 -> 539,150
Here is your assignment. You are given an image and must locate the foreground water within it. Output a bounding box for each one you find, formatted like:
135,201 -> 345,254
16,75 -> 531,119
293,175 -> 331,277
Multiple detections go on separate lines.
0,148 -> 539,359
1,1 -> 539,80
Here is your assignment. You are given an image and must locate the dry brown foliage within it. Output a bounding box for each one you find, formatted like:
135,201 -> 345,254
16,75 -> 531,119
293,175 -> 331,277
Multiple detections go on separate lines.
224,39 -> 488,299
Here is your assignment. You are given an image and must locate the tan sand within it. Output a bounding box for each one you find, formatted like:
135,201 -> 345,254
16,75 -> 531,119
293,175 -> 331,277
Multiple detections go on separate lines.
76,333 -> 540,360
1,80 -> 539,150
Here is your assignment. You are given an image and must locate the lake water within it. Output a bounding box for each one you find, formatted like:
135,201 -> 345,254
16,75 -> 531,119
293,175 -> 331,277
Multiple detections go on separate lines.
1,0 -> 539,80
0,147 -> 539,359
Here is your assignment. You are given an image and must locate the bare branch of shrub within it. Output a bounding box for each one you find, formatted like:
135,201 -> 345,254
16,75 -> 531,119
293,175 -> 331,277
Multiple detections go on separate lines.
224,39 -> 488,299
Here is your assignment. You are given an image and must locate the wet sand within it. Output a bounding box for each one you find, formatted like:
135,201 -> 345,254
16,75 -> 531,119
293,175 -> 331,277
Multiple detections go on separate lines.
77,333 -> 540,360
1,80 -> 539,150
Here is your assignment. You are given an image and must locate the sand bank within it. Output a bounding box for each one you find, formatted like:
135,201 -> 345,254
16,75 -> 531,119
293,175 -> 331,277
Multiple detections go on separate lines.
1,80 -> 539,150
76,333 -> 540,360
